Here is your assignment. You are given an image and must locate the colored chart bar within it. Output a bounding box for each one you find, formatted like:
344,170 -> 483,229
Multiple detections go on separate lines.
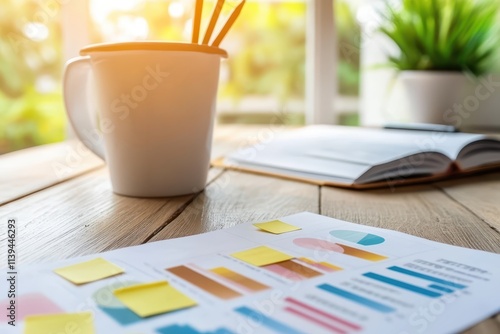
275,260 -> 322,278
428,284 -> 454,294
294,238 -> 344,252
298,258 -> 343,273
285,297 -> 362,331
363,273 -> 441,298
213,329 -> 234,334
337,244 -> 387,262
157,324 -> 199,334
264,260 -> 322,281
317,284 -> 395,313
388,266 -> 467,289
284,307 -> 347,334
265,263 -> 304,281
317,262 -> 343,272
156,324 -> 235,334
210,267 -> 269,292
168,266 -> 241,300
234,306 -> 305,334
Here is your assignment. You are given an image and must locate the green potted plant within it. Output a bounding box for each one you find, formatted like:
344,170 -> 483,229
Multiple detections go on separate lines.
378,0 -> 499,125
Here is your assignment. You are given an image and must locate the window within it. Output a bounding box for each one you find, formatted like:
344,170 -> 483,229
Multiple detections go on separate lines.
0,0 -> 66,154
0,0 -> 363,154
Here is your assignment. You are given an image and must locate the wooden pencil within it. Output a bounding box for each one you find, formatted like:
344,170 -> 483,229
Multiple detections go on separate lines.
202,0 -> 225,45
192,0 -> 203,44
212,0 -> 245,47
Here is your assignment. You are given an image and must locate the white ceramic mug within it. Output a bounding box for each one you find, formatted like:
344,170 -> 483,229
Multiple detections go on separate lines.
64,42 -> 227,197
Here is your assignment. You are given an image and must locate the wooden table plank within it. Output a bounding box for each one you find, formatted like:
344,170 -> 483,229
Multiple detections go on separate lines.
150,170 -> 319,241
0,167 -> 223,267
463,316 -> 500,334
436,172 -> 500,232
0,140 -> 103,205
210,123 -> 292,159
320,185 -> 500,253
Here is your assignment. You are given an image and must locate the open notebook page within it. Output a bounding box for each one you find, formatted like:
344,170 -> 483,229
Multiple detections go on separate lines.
227,126 -> 486,183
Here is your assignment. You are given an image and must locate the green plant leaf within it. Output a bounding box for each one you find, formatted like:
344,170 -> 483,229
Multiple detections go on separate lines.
378,0 -> 500,76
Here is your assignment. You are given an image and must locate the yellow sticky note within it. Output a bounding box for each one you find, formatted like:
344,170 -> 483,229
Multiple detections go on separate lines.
113,281 -> 197,317
24,312 -> 94,334
54,258 -> 124,285
231,246 -> 293,266
254,220 -> 301,234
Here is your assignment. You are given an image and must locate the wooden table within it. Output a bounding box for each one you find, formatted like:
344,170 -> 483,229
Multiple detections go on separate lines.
1,125 -> 499,333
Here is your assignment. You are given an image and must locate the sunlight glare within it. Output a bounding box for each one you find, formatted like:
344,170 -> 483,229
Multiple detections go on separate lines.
23,23 -> 49,42
90,0 -> 143,23
168,2 -> 185,18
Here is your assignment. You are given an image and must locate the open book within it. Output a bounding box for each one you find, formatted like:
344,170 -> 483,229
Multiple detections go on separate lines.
216,125 -> 500,188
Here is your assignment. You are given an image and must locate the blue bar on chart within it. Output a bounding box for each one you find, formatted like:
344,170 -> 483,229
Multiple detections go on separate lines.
317,284 -> 395,313
363,272 -> 442,298
156,324 -> 235,334
234,306 -> 305,334
428,284 -> 454,294
387,266 -> 467,289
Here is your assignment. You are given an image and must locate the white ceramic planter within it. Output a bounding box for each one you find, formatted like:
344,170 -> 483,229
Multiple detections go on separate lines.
460,73 -> 500,129
399,71 -> 467,125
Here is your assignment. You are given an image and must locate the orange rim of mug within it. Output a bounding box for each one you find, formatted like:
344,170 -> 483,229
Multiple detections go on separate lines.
80,41 -> 228,58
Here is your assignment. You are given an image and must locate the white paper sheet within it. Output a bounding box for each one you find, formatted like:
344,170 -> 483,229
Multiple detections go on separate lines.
2,212 -> 499,334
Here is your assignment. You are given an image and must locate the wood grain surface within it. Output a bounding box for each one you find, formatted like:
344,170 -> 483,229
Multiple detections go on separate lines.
150,170 -> 319,241
0,140 -> 103,205
320,185 -> 500,252
436,172 -> 500,232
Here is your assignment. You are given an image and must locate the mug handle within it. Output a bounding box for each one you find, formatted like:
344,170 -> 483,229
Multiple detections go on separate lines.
63,56 -> 106,160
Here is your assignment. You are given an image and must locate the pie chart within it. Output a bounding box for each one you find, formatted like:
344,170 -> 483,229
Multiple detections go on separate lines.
330,230 -> 385,246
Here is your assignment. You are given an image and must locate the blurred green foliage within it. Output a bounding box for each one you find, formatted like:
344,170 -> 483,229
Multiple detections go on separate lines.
0,0 -> 66,154
336,0 -> 361,96
379,0 -> 500,76
220,2 -> 306,102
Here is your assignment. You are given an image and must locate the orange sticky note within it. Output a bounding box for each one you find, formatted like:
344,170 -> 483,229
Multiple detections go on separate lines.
113,281 -> 196,317
231,246 -> 293,266
24,312 -> 94,334
54,258 -> 124,285
254,220 -> 301,234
